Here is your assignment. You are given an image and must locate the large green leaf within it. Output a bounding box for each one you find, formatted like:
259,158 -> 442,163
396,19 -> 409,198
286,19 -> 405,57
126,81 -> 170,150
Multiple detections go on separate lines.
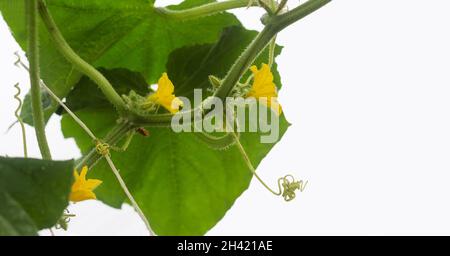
61,26 -> 290,235
0,0 -> 241,124
0,157 -> 73,236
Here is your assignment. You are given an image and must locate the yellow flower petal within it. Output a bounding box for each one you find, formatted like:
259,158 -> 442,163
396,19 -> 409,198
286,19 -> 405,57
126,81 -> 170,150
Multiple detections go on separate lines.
70,166 -> 102,203
148,72 -> 183,114
249,65 -> 276,97
246,63 -> 282,115
70,190 -> 97,202
157,73 -> 175,96
84,179 -> 103,191
73,169 -> 79,179
79,166 -> 88,180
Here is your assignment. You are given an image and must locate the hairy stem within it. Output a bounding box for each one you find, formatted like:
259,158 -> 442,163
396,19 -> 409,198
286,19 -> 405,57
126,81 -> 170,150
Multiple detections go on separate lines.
213,26 -> 273,99
268,35 -> 277,68
214,0 -> 331,100
132,0 -> 331,126
26,0 -> 52,160
37,0 -> 126,112
156,0 -> 257,20
272,0 -> 331,32
78,0 -> 332,169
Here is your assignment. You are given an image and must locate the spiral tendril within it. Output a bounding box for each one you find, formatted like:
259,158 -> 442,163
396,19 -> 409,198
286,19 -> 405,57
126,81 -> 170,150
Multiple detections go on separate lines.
95,140 -> 111,157
278,175 -> 307,202
14,52 -> 21,67
13,83 -> 28,158
229,123 -> 307,202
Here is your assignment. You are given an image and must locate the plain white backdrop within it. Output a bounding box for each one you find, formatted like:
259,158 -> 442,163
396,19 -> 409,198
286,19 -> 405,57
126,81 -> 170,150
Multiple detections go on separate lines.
1,0 -> 450,235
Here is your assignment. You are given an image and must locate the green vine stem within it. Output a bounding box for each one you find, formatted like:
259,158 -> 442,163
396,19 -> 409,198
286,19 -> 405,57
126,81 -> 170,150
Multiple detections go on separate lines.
31,79 -> 154,235
134,0 -> 331,126
45,0 -> 329,199
26,0 -> 52,160
58,0 -> 331,128
16,50 -> 52,235
268,35 -> 277,68
156,0 -> 258,20
15,55 -> 99,141
214,0 -> 331,100
35,0 -> 330,129
74,0 -> 332,170
37,0 -> 126,112
15,53 -> 153,234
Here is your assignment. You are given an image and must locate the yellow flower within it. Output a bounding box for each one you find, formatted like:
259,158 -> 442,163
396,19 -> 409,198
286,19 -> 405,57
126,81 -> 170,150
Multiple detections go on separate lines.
147,72 -> 183,114
246,63 -> 282,115
70,166 -> 102,203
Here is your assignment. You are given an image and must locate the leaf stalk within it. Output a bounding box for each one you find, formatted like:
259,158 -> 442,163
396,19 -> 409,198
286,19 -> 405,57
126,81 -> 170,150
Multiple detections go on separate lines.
214,0 -> 332,100
156,0 -> 257,20
26,0 -> 52,160
37,0 -> 127,113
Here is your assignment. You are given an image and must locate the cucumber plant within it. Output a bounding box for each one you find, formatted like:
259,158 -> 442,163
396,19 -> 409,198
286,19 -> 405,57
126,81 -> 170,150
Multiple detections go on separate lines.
0,0 -> 331,235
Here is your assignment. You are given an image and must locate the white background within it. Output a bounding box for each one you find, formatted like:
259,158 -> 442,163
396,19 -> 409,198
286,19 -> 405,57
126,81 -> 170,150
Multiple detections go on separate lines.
1,0 -> 450,235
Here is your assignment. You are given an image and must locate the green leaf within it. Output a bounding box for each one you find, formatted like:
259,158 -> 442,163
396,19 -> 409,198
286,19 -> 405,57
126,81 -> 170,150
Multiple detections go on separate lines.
20,90 -> 53,126
167,26 -> 283,99
61,26 -> 289,235
0,0 -> 241,124
0,157 -> 74,236
63,111 -> 289,235
0,192 -> 37,236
